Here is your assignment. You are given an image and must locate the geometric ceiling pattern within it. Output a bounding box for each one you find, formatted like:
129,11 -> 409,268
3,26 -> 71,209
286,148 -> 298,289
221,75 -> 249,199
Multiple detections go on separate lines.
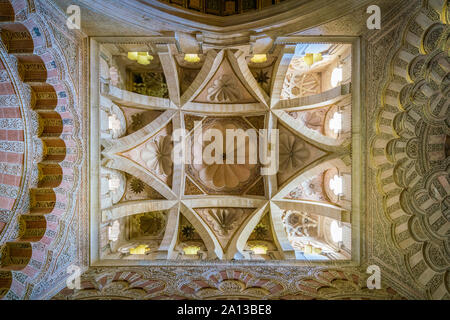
0,0 -> 448,301
96,42 -> 354,264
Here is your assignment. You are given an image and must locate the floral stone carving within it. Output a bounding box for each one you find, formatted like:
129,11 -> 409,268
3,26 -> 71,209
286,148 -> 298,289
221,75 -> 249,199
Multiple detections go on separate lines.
141,135 -> 173,176
207,208 -> 240,236
279,133 -> 310,171
193,121 -> 257,189
207,75 -> 241,103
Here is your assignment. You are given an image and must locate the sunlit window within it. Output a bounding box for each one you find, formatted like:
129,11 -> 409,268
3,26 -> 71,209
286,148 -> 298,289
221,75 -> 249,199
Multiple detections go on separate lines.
109,66 -> 119,86
108,114 -> 121,131
251,245 -> 268,255
108,174 -> 121,191
129,244 -> 149,255
330,220 -> 343,243
303,243 -> 322,255
329,174 -> 343,196
127,52 -> 153,65
183,246 -> 200,255
184,54 -> 200,63
331,66 -> 343,87
250,54 -> 268,63
329,112 -> 342,134
108,220 -> 120,242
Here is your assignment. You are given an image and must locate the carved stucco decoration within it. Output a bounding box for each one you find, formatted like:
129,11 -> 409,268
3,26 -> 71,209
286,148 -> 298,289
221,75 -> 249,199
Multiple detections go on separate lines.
195,208 -> 253,250
279,133 -> 311,172
52,0 -> 450,303
276,125 -> 327,185
192,120 -> 257,189
48,0 -> 450,301
206,74 -> 241,103
118,121 -> 174,186
288,107 -> 330,134
48,0 -> 428,302
91,37 -> 355,296
130,211 -> 167,238
189,117 -> 260,193
53,266 -> 406,300
368,0 -> 449,300
285,173 -> 327,202
281,50 -> 329,100
282,72 -> 321,100
190,277 -> 276,300
282,211 -> 319,238
206,208 -> 242,236
193,56 -> 257,104
141,135 -> 173,176
54,271 -> 166,300
124,175 -> 164,201
0,0 -> 84,300
281,269 -> 405,300
75,0 -> 379,48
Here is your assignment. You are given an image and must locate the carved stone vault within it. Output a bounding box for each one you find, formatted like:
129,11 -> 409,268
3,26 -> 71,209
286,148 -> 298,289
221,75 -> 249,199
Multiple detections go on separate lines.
93,42 -> 356,264
0,0 -> 448,300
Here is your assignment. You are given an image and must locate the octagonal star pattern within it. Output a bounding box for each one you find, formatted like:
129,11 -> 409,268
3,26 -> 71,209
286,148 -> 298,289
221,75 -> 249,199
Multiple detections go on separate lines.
98,46 -> 353,262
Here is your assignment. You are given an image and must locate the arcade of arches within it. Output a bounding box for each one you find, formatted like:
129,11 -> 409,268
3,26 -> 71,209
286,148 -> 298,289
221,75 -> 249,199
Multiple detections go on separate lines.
0,0 -> 448,300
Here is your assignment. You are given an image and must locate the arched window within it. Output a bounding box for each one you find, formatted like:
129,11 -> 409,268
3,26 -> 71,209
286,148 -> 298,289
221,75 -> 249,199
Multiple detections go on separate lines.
100,167 -> 126,208
329,174 -> 343,196
107,173 -> 121,191
108,113 -> 121,132
100,103 -> 126,139
109,66 -> 119,86
183,246 -> 201,255
108,220 -> 120,242
330,66 -> 343,87
330,220 -> 343,243
329,112 -> 342,134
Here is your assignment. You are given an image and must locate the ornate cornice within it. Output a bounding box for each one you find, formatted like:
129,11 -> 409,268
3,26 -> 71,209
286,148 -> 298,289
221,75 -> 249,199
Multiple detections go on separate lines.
78,0 -> 374,38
